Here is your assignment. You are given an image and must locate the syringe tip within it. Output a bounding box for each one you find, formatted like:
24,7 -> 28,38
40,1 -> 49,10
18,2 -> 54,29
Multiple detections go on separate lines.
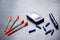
8,16 -> 12,21
16,16 -> 20,19
20,19 -> 24,24
24,21 -> 28,26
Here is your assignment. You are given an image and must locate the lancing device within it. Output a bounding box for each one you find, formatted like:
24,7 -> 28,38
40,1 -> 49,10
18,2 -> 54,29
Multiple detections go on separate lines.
26,12 -> 44,25
49,13 -> 59,30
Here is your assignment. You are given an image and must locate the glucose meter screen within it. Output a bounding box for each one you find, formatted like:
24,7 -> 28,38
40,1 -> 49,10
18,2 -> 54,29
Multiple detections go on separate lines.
0,0 -> 60,40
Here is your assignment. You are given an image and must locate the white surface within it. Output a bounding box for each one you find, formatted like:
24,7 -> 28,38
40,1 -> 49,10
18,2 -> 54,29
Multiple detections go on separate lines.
0,0 -> 60,40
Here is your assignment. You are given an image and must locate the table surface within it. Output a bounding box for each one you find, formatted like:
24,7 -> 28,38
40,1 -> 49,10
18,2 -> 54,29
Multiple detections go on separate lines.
0,0 -> 60,40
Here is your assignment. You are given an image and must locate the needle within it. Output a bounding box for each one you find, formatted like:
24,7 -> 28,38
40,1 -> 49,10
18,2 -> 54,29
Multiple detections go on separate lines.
7,21 -> 28,36
4,16 -> 12,32
5,16 -> 20,34
11,19 -> 24,31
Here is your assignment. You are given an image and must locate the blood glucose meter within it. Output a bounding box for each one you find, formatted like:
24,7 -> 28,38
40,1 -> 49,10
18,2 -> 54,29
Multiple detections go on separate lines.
26,13 -> 44,25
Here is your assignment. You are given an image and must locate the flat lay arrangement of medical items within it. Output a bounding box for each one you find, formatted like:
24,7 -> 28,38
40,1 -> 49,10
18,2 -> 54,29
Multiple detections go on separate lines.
4,12 -> 59,36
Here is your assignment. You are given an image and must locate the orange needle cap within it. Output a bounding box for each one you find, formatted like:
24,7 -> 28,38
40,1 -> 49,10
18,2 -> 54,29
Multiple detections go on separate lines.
16,16 -> 20,19
8,16 -> 12,21
20,19 -> 24,24
24,21 -> 28,26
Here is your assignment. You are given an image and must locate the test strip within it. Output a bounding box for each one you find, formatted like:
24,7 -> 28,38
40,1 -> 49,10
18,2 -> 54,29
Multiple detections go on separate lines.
45,29 -> 54,35
7,21 -> 28,36
51,29 -> 54,35
43,26 -> 46,31
29,29 -> 36,33
42,22 -> 50,32
45,30 -> 51,35
49,13 -> 59,30
45,22 -> 50,27
36,25 -> 41,29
